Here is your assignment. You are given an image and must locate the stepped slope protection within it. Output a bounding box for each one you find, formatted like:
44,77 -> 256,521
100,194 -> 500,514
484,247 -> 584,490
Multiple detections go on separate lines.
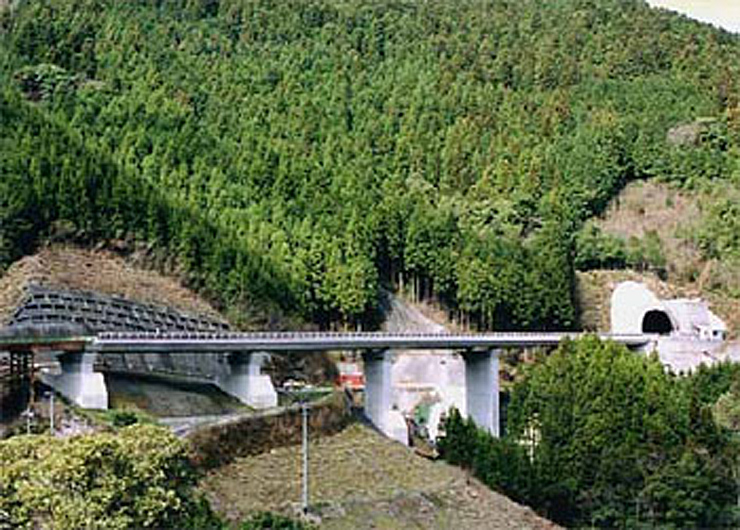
0,246 -> 226,327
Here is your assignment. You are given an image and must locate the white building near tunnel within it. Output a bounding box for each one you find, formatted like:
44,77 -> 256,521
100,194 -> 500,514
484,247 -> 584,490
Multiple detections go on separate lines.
611,281 -> 726,341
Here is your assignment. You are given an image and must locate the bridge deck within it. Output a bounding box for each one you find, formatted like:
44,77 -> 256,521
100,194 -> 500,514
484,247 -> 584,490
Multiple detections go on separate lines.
0,331 -> 651,353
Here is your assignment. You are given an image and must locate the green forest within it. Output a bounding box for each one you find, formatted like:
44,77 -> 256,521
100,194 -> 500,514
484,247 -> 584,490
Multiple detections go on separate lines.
3,1 -> 740,527
1,0 -> 739,330
439,338 -> 740,528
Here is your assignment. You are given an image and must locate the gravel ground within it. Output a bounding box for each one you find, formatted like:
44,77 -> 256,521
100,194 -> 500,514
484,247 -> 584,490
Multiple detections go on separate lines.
200,423 -> 558,529
106,373 -> 245,417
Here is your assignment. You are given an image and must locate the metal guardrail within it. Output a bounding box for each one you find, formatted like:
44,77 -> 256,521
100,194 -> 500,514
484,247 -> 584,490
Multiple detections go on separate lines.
0,287 -> 652,354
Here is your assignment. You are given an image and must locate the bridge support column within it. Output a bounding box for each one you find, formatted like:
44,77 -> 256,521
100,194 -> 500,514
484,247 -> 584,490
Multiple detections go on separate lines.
217,352 -> 277,409
463,350 -> 500,437
362,350 -> 408,445
43,351 -> 108,410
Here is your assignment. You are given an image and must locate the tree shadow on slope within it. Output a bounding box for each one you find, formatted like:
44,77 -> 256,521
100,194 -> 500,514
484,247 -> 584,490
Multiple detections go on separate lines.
0,90 -> 301,329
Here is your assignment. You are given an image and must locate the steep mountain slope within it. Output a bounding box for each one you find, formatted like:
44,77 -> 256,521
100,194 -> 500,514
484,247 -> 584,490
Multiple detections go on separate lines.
1,0 -> 739,332
576,180 -> 740,336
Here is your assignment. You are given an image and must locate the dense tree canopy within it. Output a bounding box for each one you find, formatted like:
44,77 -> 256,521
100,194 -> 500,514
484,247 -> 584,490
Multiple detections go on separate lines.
439,338 -> 739,528
1,0 -> 739,329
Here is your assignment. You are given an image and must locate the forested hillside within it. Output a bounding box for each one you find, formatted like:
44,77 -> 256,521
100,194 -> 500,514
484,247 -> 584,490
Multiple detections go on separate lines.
439,338 -> 740,527
1,0 -> 739,330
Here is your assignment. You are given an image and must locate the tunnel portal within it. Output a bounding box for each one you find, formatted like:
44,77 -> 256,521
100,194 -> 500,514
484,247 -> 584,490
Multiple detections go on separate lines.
642,310 -> 674,335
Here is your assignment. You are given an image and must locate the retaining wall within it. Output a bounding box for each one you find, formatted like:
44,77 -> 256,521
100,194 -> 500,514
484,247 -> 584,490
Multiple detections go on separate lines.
188,391 -> 354,470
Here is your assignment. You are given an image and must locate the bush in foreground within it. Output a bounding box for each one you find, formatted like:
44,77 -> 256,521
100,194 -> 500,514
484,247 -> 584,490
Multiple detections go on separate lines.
0,424 -> 222,529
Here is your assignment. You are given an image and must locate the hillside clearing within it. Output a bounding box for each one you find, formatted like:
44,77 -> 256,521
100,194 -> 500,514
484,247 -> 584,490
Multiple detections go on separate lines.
0,245 -> 226,326
583,180 -> 740,336
200,423 -> 557,529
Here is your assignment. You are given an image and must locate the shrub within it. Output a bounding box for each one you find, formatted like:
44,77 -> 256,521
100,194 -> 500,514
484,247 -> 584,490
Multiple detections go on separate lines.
438,337 -> 737,528
0,424 -> 223,529
240,512 -> 313,530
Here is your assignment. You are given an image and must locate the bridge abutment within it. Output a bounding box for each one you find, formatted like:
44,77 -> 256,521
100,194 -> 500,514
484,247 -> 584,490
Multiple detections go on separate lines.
463,349 -> 500,437
362,349 -> 408,445
43,351 -> 109,409
216,352 -> 277,409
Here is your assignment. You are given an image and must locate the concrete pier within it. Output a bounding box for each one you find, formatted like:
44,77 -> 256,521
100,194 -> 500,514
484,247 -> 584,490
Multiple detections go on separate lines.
43,351 -> 108,409
463,350 -> 500,436
216,352 -> 277,409
362,350 -> 408,444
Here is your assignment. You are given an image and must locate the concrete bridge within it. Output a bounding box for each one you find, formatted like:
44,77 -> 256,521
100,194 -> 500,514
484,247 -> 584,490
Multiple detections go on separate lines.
0,329 -> 651,440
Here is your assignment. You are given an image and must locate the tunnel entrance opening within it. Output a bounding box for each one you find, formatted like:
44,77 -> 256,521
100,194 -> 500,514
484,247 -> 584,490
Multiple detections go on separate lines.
642,310 -> 674,335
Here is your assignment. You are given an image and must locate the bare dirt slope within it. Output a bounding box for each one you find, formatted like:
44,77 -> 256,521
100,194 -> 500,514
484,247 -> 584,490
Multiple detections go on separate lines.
381,293 -> 466,437
201,423 -> 558,529
585,180 -> 740,337
595,180 -> 703,284
381,292 -> 447,334
0,245 -> 226,326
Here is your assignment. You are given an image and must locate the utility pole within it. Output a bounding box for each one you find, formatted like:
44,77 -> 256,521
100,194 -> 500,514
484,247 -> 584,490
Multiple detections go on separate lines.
301,400 -> 310,516
49,390 -> 55,435
24,407 -> 33,434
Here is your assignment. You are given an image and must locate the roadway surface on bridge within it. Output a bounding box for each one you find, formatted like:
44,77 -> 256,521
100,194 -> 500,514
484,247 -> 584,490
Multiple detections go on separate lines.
0,330 -> 652,353
89,331 -> 650,353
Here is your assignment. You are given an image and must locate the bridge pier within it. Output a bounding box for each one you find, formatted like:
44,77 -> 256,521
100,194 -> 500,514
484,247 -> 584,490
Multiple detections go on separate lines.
463,350 -> 500,437
362,350 -> 408,445
216,352 -> 277,409
43,351 -> 109,410
1,349 -> 32,419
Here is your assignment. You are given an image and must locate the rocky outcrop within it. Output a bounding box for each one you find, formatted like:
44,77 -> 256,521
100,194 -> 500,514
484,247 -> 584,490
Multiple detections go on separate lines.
666,117 -> 717,147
